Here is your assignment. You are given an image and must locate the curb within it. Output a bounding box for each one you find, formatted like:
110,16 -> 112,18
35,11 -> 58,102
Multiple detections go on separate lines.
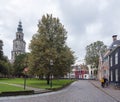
0,90 -> 52,97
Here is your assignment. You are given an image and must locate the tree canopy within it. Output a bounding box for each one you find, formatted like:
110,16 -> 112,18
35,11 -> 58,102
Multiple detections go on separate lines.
0,40 -> 3,60
85,41 -> 107,68
0,40 -> 11,77
29,14 -> 75,81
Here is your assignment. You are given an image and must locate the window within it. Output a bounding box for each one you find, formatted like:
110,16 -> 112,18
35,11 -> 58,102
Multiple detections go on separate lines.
16,44 -> 17,48
115,52 -> 118,65
104,70 -> 106,75
111,70 -> 113,81
115,69 -> 118,81
110,57 -> 113,67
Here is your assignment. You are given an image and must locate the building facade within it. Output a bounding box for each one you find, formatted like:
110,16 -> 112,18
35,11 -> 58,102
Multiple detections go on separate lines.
98,51 -> 110,81
109,46 -> 120,85
109,35 -> 120,85
11,21 -> 26,62
65,65 -> 89,79
98,35 -> 120,86
87,65 -> 97,79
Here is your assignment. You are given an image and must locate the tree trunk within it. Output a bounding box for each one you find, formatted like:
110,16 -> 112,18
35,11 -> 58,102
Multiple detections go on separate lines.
46,74 -> 50,85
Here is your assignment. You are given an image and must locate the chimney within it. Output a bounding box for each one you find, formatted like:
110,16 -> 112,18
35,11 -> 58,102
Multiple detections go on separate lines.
112,35 -> 117,41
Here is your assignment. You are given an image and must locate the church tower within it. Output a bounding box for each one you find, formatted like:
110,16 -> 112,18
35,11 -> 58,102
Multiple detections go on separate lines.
11,21 -> 26,62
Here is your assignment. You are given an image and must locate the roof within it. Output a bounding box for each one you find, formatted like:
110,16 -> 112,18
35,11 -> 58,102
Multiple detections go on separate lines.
108,45 -> 120,56
109,40 -> 120,50
103,50 -> 110,58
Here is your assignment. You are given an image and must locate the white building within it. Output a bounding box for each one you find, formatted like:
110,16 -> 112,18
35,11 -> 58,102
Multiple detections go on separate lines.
11,21 -> 26,62
87,65 -> 97,79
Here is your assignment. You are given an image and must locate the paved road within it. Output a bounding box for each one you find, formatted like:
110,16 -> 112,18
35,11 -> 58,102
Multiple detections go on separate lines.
0,80 -> 118,102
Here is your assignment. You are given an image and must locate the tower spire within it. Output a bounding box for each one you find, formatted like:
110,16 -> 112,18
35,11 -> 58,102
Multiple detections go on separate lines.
17,20 -> 23,32
11,20 -> 26,62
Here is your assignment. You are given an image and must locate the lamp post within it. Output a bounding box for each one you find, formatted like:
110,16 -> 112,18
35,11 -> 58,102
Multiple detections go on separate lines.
24,68 -> 28,90
23,56 -> 28,90
24,73 -> 26,90
50,59 -> 53,88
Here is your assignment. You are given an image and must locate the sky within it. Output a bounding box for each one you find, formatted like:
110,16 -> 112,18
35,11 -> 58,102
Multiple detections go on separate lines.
0,0 -> 120,64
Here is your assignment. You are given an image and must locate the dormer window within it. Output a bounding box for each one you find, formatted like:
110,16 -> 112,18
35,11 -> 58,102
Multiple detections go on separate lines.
113,44 -> 117,47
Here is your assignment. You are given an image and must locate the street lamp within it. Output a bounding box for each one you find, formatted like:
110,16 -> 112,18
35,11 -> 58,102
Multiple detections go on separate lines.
23,68 -> 28,90
50,59 -> 53,88
23,56 -> 28,90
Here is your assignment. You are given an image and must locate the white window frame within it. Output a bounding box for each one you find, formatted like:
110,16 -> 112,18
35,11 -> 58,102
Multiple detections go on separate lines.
115,69 -> 118,82
115,52 -> 118,65
110,56 -> 113,67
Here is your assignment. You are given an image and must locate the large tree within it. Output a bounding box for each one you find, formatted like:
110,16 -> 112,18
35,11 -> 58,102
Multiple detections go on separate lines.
85,41 -> 107,69
29,14 -> 75,84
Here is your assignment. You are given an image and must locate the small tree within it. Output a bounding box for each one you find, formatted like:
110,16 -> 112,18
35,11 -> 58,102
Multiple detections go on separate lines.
13,53 -> 29,77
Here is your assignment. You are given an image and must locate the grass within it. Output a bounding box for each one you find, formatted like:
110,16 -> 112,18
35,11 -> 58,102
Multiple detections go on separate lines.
0,83 -> 24,93
0,78 -> 75,92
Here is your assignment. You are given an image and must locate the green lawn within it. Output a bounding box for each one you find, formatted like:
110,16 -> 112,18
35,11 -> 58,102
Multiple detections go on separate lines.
0,78 -> 74,91
0,83 -> 24,93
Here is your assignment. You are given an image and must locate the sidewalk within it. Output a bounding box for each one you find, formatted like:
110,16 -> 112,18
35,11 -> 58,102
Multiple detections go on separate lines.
90,80 -> 120,102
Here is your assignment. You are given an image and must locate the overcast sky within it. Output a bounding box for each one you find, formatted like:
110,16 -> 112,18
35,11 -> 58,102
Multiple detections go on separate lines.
0,0 -> 120,63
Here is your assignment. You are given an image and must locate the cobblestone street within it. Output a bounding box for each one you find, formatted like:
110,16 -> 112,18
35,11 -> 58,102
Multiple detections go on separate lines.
0,80 -> 119,102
